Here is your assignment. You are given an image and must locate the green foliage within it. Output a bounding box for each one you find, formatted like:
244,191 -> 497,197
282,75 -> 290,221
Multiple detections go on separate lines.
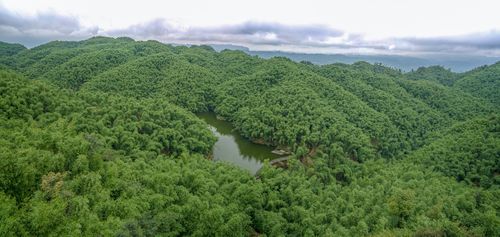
0,37 -> 498,236
75,93 -> 217,156
388,189 -> 415,227
0,41 -> 26,64
410,116 -> 500,188
406,66 -> 458,86
41,49 -> 132,89
455,62 -> 500,106
314,64 -> 447,151
395,78 -> 494,121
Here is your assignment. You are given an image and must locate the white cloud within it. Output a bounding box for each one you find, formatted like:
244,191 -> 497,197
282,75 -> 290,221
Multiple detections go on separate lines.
1,1 -> 499,56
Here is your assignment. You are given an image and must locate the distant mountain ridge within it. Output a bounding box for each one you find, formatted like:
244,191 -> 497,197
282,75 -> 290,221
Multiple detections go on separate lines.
1,40 -> 497,72
210,44 -> 500,72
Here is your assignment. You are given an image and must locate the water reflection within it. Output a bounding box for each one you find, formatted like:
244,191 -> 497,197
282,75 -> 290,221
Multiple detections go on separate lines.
198,112 -> 280,174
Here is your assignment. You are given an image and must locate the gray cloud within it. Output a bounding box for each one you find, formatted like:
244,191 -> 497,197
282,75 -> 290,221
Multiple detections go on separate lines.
107,18 -> 500,55
107,19 -> 346,46
1,5 -> 499,56
0,8 -> 79,34
394,31 -> 500,53
107,19 -> 178,38
0,5 -> 98,47
196,22 -> 344,44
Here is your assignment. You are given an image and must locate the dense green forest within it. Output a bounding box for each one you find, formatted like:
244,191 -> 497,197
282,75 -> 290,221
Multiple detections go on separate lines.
0,37 -> 499,236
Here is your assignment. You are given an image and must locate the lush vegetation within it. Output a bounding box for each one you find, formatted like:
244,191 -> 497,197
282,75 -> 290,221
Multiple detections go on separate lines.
406,66 -> 458,86
0,37 -> 499,236
455,62 -> 500,106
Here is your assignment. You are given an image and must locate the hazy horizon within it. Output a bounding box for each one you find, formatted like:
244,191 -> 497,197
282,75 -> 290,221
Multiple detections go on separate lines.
3,35 -> 499,72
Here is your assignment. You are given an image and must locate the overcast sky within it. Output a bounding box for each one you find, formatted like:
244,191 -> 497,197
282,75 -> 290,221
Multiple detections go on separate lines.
1,0 -> 499,55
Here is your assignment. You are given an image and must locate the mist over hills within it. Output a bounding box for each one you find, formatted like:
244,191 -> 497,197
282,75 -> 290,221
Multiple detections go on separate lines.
2,39 -> 497,72
210,44 -> 500,72
249,51 -> 500,72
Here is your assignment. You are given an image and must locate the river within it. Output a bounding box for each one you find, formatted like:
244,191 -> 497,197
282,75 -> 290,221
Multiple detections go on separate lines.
197,112 -> 281,174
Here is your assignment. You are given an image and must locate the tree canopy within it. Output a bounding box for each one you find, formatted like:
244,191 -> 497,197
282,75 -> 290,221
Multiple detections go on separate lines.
0,37 -> 498,236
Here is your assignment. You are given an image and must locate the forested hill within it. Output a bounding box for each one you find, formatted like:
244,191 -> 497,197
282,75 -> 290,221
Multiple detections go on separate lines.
245,50 -> 500,72
0,37 -> 499,236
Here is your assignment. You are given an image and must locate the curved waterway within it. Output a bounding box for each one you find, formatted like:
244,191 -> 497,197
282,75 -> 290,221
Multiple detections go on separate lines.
198,112 -> 281,174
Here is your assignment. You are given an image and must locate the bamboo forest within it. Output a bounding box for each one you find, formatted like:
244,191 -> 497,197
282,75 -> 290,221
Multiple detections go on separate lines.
0,37 -> 499,236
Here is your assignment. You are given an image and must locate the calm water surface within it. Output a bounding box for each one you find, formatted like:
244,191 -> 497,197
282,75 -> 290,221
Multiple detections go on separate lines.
198,112 -> 281,174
